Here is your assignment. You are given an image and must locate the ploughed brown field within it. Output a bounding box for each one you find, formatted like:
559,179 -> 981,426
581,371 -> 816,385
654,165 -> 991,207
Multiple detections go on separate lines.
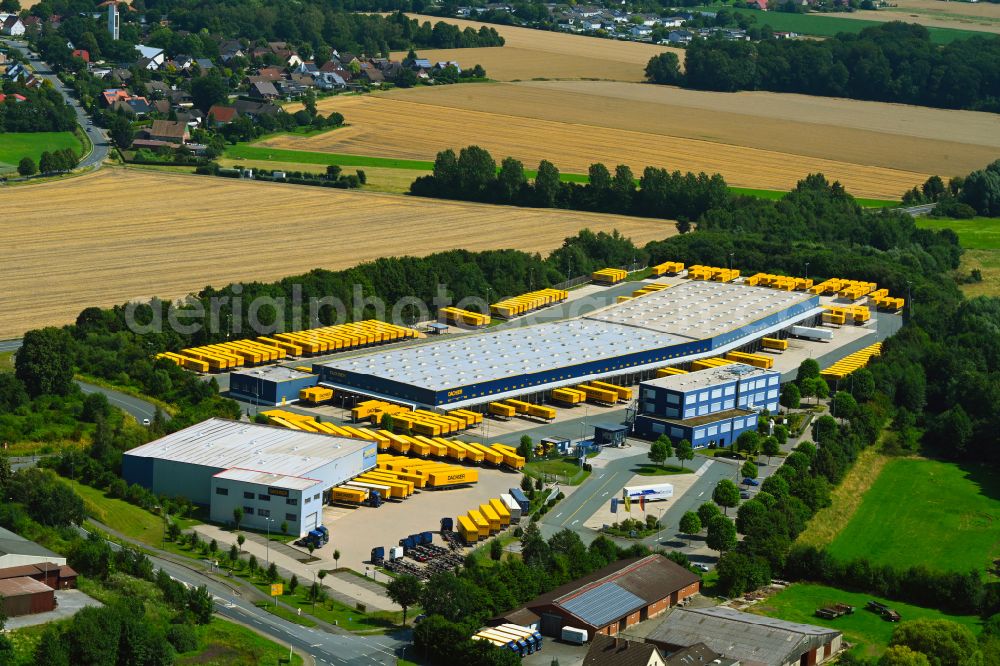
273,81 -> 977,199
390,13 -> 682,81
0,169 -> 672,338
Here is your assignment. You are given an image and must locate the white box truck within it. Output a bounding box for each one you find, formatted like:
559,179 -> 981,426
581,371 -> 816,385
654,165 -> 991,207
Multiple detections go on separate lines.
561,626 -> 588,644
790,325 -> 833,341
623,483 -> 674,502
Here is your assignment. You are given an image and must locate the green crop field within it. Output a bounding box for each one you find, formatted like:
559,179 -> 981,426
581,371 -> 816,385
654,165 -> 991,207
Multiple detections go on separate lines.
0,132 -> 82,174
916,216 -> 1000,250
698,4 -> 982,43
826,458 -> 1000,573
755,583 -> 983,657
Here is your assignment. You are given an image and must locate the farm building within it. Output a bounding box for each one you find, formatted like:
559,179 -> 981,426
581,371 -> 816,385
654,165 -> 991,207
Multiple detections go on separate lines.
314,281 -> 821,408
583,634 -> 665,666
633,364 -> 780,447
490,554 -> 700,638
0,577 -> 55,617
0,526 -> 67,568
646,607 -> 843,666
122,418 -> 376,536
228,365 -> 318,406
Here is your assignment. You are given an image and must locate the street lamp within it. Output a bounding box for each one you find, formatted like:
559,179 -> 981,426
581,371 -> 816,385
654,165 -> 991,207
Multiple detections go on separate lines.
804,262 -> 810,279
728,253 -> 734,271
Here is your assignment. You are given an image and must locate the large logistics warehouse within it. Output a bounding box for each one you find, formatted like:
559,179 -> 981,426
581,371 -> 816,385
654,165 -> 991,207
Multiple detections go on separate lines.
123,418 -> 376,537
314,281 -> 822,409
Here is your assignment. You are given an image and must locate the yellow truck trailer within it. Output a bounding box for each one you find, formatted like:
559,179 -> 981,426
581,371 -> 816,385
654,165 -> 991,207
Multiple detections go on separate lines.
457,515 -> 479,544
489,498 -> 511,526
427,468 -> 478,488
488,402 -> 516,419
479,505 -> 501,534
655,367 -> 688,377
761,337 -> 788,352
467,510 -> 491,539
551,387 -> 585,404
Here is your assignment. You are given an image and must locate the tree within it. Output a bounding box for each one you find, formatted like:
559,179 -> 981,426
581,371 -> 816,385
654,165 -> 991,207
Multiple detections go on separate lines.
879,646 -> 932,666
697,502 -> 722,527
813,377 -> 830,403
318,570 -> 327,586
490,538 -> 503,561
233,507 -> 243,531
384,573 -> 421,625
190,75 -> 228,112
108,114 -> 134,149
831,391 -> 858,420
187,584 -> 214,624
799,377 -> 817,404
281,521 -> 288,535
773,424 -> 789,445
333,550 -> 341,569
675,439 -> 694,469
15,327 -> 74,397
888,619 -> 982,666
17,157 -> 36,176
237,533 -> 245,553
706,514 -> 737,553
645,52 -> 682,84
533,160 -> 562,208
649,436 -> 671,469
266,562 -> 278,583
289,574 -> 299,594
797,358 -> 820,382
679,511 -> 701,545
248,554 -> 258,576
762,436 -> 781,464
712,479 -> 740,515
520,475 -> 533,493
851,367 -> 876,402
741,461 -> 758,481
517,435 -> 533,461
381,413 -> 394,432
780,382 -> 801,409
735,431 -> 761,458
715,551 -> 770,596
498,157 -> 526,203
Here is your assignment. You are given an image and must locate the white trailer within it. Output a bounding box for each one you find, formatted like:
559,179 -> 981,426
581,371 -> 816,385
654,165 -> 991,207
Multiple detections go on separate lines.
622,483 -> 674,502
343,481 -> 392,498
790,325 -> 833,341
561,626 -> 588,644
500,493 -> 522,521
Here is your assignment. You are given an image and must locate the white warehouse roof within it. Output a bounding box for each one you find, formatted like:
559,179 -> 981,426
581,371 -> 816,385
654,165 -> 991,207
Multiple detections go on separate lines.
586,281 -> 813,340
213,467 -> 321,491
643,363 -> 777,393
125,418 -> 367,478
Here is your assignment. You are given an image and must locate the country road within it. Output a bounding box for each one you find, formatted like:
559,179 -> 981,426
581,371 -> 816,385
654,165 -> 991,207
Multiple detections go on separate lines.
0,38 -> 110,170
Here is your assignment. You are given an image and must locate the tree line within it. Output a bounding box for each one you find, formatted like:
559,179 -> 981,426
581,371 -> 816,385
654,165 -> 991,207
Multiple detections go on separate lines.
902,161 -> 1000,218
0,82 -> 77,133
646,22 -> 1000,112
410,145 -> 729,222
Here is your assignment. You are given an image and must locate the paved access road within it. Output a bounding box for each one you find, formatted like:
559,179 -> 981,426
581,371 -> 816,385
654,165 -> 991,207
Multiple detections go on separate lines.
0,38 -> 110,170
79,525 -> 407,665
78,381 -> 169,423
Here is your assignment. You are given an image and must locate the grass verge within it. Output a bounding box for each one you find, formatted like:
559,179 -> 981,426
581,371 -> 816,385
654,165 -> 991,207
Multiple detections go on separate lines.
794,446 -> 889,550
177,617 -> 304,665
825,458 -> 1000,573
75,374 -> 179,416
916,216 -> 1000,250
0,131 -> 82,174
524,457 -> 591,485
0,350 -> 14,370
753,583 -> 982,658
632,463 -> 691,476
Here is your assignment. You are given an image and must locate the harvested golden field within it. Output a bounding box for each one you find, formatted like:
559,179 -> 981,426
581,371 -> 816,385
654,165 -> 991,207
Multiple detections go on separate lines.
271,88 -> 929,199
0,168 -> 671,338
391,14 -> 682,81
817,0 -> 1000,34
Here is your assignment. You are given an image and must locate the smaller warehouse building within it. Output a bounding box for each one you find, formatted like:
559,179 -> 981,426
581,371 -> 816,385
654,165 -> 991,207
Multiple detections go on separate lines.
0,526 -> 68,568
228,366 -> 318,406
0,576 -> 56,617
646,607 -> 842,666
123,418 -> 376,537
633,364 -> 780,447
492,555 -> 700,638
0,563 -> 77,590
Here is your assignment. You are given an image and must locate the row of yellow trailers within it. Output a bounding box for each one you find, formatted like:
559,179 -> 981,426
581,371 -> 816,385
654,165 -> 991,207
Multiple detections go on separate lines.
369,430 -> 525,470
457,497 -> 513,543
375,455 -> 479,488
156,320 -> 420,372
688,265 -> 740,282
387,409 -> 482,437
487,400 -> 556,422
438,307 -> 491,328
809,278 -> 878,301
550,381 -> 632,406
490,288 -> 568,319
747,273 -> 814,291
821,342 -> 883,381
651,261 -> 684,276
618,282 -> 671,304
350,399 -> 412,424
652,345 -> 785,379
592,268 -> 628,285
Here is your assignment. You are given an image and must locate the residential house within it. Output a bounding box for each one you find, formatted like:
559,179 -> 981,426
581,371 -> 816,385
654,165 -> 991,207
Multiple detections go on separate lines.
71,49 -> 90,63
746,0 -> 768,9
433,60 -> 461,73
315,71 -> 346,90
358,65 -> 383,85
256,66 -> 285,81
20,16 -> 41,32
249,80 -> 279,99
411,58 -> 432,70
662,16 -> 687,28
1,15 -> 25,36
0,93 -> 27,102
171,54 -> 194,70
663,643 -> 736,666
195,57 -> 215,71
219,39 -> 244,62
646,607 -> 842,666
583,635 -> 665,666
109,68 -> 132,84
206,104 -> 237,126
234,99 -> 279,119
147,119 -> 189,144
146,80 -> 172,97
136,44 -> 166,69
296,61 -> 320,76
151,99 -> 171,115
276,79 -> 309,96
667,30 -> 694,45
630,25 -> 653,38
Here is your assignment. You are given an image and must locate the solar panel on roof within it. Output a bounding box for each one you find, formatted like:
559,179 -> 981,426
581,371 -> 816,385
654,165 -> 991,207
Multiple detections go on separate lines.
559,582 -> 645,627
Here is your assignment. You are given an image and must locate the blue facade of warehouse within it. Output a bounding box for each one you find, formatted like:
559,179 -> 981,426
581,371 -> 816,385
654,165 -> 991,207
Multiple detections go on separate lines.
229,367 -> 318,406
314,293 -> 819,409
632,365 -> 781,448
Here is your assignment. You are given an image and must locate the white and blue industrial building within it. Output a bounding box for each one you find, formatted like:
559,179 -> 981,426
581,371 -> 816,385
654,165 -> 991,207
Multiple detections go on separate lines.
122,418 -> 376,537
228,366 -> 318,407
313,281 -> 822,409
632,364 -> 780,447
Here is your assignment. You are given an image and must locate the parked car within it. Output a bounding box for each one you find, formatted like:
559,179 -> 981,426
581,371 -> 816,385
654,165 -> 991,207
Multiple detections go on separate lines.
142,418 -> 151,426
743,477 -> 760,486
694,563 -> 710,572
740,491 -> 750,499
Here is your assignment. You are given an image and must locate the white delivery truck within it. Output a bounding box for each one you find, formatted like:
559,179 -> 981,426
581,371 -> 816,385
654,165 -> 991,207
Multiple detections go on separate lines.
561,626 -> 588,644
622,483 -> 674,502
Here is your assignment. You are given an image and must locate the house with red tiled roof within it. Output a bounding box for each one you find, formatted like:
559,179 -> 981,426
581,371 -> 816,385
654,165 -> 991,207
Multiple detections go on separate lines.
206,104 -> 237,126
71,49 -> 90,63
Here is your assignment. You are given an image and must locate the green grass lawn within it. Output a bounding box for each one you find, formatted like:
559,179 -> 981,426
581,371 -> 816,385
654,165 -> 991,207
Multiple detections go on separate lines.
916,216 -> 1000,250
826,458 -> 1000,574
697,4 -> 982,43
0,351 -> 13,370
754,583 -> 983,658
632,463 -> 691,476
729,186 -> 897,209
178,617 -> 303,665
524,457 -> 591,485
0,132 -> 83,173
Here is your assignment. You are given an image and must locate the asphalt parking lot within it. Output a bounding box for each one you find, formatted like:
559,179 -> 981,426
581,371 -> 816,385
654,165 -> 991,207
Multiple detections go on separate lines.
312,466 -> 524,572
